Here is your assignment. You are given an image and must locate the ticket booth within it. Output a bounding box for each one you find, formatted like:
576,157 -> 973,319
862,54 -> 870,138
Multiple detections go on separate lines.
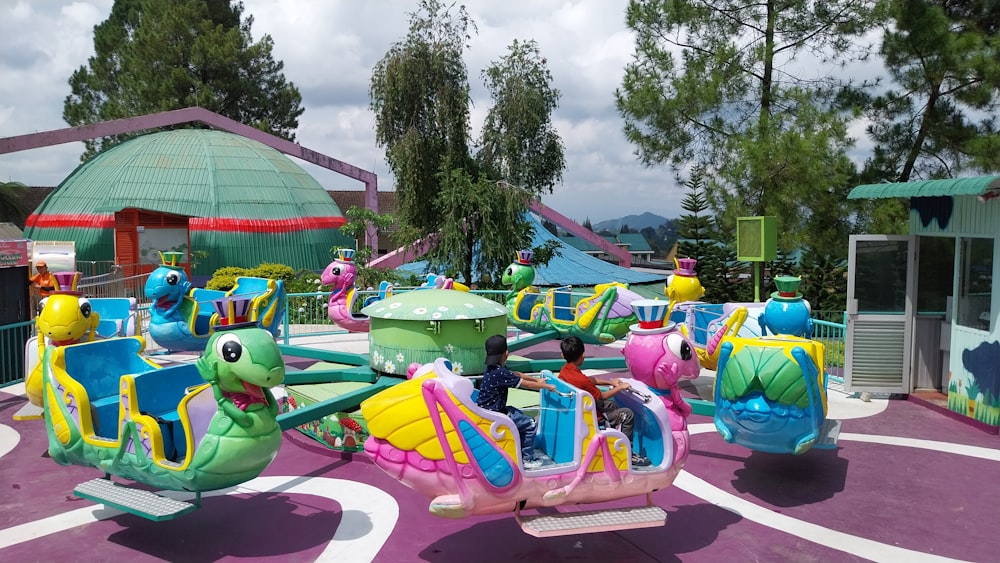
845,176 -> 999,430
0,239 -> 33,384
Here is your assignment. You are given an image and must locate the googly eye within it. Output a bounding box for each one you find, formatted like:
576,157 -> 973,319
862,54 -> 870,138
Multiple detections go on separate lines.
78,298 -> 92,318
331,267 -> 341,276
215,333 -> 243,363
504,266 -> 513,277
666,333 -> 692,361
166,271 -> 181,286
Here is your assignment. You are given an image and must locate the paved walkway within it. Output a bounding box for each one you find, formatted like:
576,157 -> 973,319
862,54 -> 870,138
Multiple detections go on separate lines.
1,333 -> 997,562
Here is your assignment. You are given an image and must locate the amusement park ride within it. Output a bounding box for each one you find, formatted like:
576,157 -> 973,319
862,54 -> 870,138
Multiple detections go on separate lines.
18,246 -> 840,531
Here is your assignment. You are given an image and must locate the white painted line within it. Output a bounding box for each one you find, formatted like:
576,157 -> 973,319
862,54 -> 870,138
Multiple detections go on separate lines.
0,475 -> 399,562
0,424 -> 21,458
674,471 -> 972,563
838,433 -> 1000,461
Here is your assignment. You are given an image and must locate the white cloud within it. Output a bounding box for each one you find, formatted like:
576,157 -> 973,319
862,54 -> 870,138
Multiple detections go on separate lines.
0,0 -> 877,226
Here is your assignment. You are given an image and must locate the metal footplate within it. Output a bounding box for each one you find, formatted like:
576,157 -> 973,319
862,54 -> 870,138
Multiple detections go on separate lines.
813,418 -> 843,449
516,504 -> 667,537
12,402 -> 45,420
74,478 -> 199,522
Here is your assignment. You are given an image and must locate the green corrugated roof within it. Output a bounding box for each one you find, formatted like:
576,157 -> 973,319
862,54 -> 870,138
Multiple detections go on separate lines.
615,233 -> 653,252
25,129 -> 352,273
37,129 -> 343,219
848,176 -> 1000,199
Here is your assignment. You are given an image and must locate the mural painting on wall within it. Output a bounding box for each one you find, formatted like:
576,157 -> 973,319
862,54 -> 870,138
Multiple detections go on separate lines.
948,340 -> 1000,427
139,228 -> 188,265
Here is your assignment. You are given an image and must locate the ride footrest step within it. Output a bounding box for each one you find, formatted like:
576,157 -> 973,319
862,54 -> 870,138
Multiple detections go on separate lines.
74,478 -> 198,521
517,505 -> 667,537
12,402 -> 45,420
813,418 -> 843,449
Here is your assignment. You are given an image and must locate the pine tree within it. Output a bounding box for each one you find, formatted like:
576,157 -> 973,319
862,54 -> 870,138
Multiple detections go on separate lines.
63,0 -> 304,159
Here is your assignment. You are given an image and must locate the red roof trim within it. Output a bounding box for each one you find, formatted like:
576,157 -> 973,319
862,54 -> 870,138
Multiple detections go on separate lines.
190,217 -> 346,232
26,213 -> 345,232
26,214 -> 116,228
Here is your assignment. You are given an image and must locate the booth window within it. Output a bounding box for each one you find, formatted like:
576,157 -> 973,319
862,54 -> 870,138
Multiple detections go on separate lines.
957,237 -> 993,331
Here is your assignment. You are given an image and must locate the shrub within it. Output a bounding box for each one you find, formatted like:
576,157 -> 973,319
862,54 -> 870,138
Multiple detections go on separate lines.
206,266 -> 250,291
251,262 -> 296,281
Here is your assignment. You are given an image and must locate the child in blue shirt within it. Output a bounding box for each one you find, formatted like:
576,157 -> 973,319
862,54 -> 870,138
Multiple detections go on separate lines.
476,334 -> 555,467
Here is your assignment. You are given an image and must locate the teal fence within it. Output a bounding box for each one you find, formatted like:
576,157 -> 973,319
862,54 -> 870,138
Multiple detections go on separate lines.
0,286 -> 849,387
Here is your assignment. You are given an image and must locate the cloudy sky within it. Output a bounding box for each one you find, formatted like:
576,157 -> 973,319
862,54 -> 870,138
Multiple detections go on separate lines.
0,0 -> 695,225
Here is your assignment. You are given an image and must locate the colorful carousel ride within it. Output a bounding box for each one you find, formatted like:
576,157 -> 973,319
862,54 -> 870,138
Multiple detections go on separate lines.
359,299 -> 701,536
41,296 -> 285,520
502,250 -> 643,345
145,252 -> 284,352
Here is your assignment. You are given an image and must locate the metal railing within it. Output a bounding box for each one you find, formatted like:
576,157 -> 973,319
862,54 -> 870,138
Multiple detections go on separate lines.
1,269 -> 848,387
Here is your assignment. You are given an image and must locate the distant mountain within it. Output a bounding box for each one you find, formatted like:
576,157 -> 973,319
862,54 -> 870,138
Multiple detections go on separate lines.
594,212 -> 670,233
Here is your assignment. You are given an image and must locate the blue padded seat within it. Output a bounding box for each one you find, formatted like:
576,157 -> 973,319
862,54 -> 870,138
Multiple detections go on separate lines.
133,363 -> 204,461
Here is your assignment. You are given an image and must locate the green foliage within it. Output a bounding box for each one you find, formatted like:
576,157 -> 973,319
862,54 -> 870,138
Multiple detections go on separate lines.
478,39 -> 565,195
798,250 -> 848,313
63,0 -> 304,159
0,182 -> 28,225
336,206 -> 397,265
616,0 -> 875,255
861,0 -> 1000,184
250,262 -> 295,281
205,266 -> 249,291
369,1 -> 566,284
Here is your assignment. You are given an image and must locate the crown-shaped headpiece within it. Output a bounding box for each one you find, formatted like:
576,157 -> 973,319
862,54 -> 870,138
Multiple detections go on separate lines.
52,271 -> 82,296
629,298 -> 673,333
159,251 -> 185,271
212,296 -> 255,330
674,257 -> 698,277
516,249 -> 533,265
771,276 -> 803,301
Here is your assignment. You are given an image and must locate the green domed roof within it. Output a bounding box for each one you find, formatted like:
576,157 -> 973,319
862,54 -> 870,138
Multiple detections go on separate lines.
362,289 -> 508,320
25,129 -> 352,272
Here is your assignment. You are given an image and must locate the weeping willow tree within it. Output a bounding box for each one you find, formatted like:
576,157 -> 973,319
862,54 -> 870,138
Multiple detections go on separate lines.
370,1 -> 565,285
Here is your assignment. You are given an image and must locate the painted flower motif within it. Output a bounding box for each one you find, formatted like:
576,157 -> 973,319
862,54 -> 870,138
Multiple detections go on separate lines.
389,302 -> 402,309
455,314 -> 468,320
413,307 -> 428,315
371,351 -> 383,365
396,353 -> 405,363
452,362 -> 463,375
384,361 -> 396,373
384,312 -> 392,317
432,312 -> 442,319
445,344 -> 455,354
438,306 -> 448,311
465,303 -> 475,308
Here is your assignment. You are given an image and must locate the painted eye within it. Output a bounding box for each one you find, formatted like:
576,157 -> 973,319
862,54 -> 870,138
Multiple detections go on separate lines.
332,267 -> 341,276
166,271 -> 181,286
38,298 -> 48,312
666,333 -> 692,361
215,333 -> 243,363
78,298 -> 92,318
504,267 -> 513,277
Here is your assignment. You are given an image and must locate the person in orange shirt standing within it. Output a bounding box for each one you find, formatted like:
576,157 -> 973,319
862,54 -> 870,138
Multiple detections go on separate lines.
29,261 -> 55,316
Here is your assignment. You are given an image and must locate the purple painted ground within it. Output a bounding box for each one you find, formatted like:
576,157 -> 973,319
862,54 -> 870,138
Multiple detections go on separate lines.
2,338 -> 998,562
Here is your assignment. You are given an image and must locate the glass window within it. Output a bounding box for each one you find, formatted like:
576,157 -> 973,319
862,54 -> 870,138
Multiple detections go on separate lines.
957,237 -> 994,331
916,236 -> 955,314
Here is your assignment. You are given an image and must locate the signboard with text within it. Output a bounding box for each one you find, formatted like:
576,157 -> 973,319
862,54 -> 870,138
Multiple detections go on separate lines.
0,239 -> 29,268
